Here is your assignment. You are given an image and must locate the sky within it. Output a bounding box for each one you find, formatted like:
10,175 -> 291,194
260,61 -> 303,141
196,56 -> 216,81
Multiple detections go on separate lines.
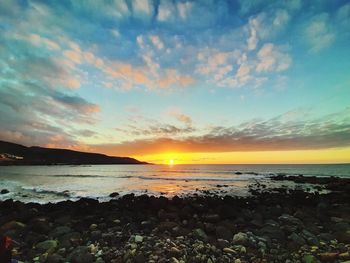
0,0 -> 350,164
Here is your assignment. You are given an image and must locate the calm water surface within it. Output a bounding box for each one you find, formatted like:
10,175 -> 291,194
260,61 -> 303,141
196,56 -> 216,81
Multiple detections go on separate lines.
0,164 -> 349,203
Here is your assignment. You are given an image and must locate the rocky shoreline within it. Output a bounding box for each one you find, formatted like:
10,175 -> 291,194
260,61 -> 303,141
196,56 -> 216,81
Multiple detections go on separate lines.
0,176 -> 350,263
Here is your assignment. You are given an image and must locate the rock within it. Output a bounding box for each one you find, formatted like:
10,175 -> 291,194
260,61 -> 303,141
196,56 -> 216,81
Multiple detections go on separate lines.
169,247 -> 181,256
223,247 -> 235,254
318,233 -> 334,241
46,253 -> 65,263
335,230 -> 350,243
95,258 -> 105,263
134,253 -> 146,263
0,189 -> 9,194
68,246 -> 94,263
170,257 -> 180,263
58,232 -> 82,247
302,254 -> 317,263
215,226 -> 233,241
89,224 -> 98,231
332,222 -> 349,232
289,233 -> 306,246
216,238 -> 230,248
193,228 -> 208,241
203,214 -> 220,223
301,230 -> 318,246
0,221 -> 26,233
232,232 -> 248,245
260,225 -> 285,240
134,235 -> 143,243
35,240 -> 58,253
330,217 -> 343,223
109,192 -> 119,198
339,252 -> 350,260
158,221 -> 178,231
31,219 -> 51,234
318,252 -> 338,261
279,214 -> 302,226
49,226 -> 72,238
90,230 -> 102,241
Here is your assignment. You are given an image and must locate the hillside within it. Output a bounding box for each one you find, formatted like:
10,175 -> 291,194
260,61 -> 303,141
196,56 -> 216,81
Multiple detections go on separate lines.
0,140 -> 147,165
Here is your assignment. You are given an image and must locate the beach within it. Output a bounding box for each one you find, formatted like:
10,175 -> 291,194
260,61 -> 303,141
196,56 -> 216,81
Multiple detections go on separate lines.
1,175 -> 349,263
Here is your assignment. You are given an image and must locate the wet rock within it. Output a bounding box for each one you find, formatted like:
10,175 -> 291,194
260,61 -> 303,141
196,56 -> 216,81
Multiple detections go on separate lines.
49,226 -> 72,238
339,252 -> 350,260
302,254 -> 317,263
289,232 -> 306,246
232,232 -> 248,245
46,253 -> 65,263
0,189 -> 9,194
215,225 -> 233,241
203,214 -> 220,223
318,252 -> 338,261
332,222 -> 349,232
109,192 -> 119,198
318,233 -> 334,241
335,230 -> 350,243
193,228 -> 208,241
169,247 -> 181,257
58,231 -> 82,247
301,229 -> 318,246
35,240 -> 58,253
89,223 -> 98,231
68,246 -> 94,263
31,218 -> 51,234
260,225 -> 285,240
158,221 -> 178,231
279,214 -> 302,226
223,247 -> 235,254
90,230 -> 102,241
0,221 -> 26,233
134,235 -> 143,243
134,253 -> 146,263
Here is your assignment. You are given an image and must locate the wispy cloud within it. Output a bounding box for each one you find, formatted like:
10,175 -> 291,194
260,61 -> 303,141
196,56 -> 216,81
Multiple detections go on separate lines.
304,13 -> 335,52
93,108 -> 350,155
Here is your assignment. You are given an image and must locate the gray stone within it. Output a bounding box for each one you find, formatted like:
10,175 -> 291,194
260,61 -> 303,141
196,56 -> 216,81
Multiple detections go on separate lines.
232,232 -> 248,245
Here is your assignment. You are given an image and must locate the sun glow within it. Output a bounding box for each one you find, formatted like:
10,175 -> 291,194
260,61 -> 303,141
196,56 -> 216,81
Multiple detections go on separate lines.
169,159 -> 174,165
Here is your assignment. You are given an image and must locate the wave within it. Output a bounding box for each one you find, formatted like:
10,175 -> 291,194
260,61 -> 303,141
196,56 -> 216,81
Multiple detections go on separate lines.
21,186 -> 71,197
134,175 -> 254,182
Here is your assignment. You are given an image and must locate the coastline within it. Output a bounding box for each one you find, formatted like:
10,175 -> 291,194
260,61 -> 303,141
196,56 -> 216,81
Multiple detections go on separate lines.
0,176 -> 349,262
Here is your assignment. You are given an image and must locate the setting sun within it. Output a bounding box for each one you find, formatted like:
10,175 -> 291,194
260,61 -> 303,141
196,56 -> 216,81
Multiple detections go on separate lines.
169,159 -> 174,165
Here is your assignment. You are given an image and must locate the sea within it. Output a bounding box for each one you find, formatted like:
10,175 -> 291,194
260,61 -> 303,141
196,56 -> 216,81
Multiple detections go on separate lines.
0,164 -> 349,203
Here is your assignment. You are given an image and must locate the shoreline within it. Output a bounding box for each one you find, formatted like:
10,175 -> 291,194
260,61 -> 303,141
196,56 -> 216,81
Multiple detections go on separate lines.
0,176 -> 349,262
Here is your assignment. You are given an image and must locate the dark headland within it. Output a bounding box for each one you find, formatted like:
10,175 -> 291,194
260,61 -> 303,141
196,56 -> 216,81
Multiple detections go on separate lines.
0,140 -> 148,165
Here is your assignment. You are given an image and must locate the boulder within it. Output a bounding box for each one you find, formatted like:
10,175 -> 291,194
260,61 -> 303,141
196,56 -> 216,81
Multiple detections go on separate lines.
68,246 -> 94,263
232,232 -> 248,245
215,225 -> 233,241
193,228 -> 208,241
35,240 -> 58,253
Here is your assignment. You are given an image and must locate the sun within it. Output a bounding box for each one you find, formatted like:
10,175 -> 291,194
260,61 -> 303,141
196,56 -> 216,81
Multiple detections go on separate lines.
169,159 -> 174,165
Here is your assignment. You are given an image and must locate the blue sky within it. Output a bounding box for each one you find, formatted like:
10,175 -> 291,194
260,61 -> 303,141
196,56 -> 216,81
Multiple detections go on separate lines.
0,0 -> 350,162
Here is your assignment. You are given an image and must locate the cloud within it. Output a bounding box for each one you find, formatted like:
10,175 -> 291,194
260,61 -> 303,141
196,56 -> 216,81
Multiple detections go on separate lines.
256,43 -> 292,72
167,109 -> 193,126
26,34 -> 60,50
149,35 -> 164,50
132,0 -> 153,18
93,108 -> 350,155
304,13 -> 335,52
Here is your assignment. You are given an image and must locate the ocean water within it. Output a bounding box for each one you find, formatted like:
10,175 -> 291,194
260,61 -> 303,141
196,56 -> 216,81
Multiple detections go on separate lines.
0,164 -> 349,203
